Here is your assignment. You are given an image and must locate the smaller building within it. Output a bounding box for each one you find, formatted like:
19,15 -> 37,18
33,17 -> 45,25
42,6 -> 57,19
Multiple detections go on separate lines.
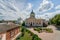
0,23 -> 20,40
25,10 -> 48,27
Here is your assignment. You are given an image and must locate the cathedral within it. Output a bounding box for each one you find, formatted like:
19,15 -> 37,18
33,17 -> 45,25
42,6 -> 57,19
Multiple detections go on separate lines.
25,10 -> 48,27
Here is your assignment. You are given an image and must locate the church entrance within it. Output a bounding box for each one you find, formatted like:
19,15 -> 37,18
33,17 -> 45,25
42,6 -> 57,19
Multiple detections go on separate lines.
30,23 -> 32,26
30,22 -> 32,26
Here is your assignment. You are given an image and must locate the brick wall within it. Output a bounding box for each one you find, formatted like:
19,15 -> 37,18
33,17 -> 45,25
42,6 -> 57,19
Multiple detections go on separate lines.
6,27 -> 20,40
6,31 -> 11,40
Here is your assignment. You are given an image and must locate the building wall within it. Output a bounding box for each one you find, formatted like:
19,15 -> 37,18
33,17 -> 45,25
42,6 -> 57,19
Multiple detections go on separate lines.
6,27 -> 20,40
25,11 -> 48,27
2,33 -> 6,40
6,31 -> 11,40
0,33 -> 6,40
25,20 -> 43,27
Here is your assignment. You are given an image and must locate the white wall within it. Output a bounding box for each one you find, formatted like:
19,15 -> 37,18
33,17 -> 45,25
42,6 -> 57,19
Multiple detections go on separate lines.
2,33 -> 6,40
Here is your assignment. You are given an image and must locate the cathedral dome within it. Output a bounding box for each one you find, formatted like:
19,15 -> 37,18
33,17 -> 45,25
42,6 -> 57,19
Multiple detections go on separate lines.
30,10 -> 35,18
31,10 -> 35,14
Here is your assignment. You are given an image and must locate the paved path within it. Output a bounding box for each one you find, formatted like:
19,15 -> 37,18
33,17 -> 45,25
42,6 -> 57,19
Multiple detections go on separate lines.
27,25 -> 60,40
12,32 -> 21,40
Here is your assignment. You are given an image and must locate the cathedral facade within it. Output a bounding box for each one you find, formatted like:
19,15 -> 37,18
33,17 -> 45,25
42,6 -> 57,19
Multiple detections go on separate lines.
25,10 -> 48,27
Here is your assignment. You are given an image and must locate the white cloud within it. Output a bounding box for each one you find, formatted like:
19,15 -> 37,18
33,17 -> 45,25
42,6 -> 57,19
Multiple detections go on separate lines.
25,3 -> 32,11
36,10 -> 60,20
28,3 -> 32,9
38,0 -> 54,13
55,5 -> 60,10
20,3 -> 32,20
0,0 -> 58,21
0,0 -> 31,20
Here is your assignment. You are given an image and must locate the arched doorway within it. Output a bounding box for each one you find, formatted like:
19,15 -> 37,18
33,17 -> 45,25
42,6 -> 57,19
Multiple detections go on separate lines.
30,22 -> 32,26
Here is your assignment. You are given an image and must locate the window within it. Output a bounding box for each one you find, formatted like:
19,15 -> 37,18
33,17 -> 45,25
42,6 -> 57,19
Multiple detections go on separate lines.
10,30 -> 15,38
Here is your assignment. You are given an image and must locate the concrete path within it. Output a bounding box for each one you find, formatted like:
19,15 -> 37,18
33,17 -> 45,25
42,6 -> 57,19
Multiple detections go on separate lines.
27,25 -> 60,40
12,32 -> 21,40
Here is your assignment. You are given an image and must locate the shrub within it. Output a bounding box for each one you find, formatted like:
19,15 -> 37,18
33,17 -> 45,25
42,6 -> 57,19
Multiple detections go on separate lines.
46,28 -> 53,33
32,34 -> 41,40
21,27 -> 24,32
34,28 -> 40,31
30,32 -> 34,36
34,28 -> 37,30
21,32 -> 24,37
34,27 -> 42,33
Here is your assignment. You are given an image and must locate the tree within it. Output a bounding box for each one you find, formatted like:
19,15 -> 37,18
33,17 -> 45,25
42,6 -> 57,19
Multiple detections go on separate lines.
50,14 -> 60,25
22,21 -> 25,26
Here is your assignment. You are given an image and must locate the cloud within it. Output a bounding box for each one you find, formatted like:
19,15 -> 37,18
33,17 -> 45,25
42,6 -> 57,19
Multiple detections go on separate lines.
0,0 -> 59,21
38,0 -> 54,13
36,10 -> 60,20
25,3 -> 32,11
0,0 -> 28,20
0,0 -> 32,20
55,5 -> 60,10
20,3 -> 32,20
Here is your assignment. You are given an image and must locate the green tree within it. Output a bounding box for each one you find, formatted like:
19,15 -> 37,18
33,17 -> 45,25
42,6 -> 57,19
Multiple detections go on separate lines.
50,14 -> 60,25
22,21 -> 25,26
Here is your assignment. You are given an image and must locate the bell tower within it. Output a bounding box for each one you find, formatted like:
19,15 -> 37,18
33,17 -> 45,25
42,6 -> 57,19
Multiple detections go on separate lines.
30,10 -> 35,18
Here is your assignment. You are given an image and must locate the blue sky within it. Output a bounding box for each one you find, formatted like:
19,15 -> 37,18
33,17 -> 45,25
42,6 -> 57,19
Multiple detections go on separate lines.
0,0 -> 60,20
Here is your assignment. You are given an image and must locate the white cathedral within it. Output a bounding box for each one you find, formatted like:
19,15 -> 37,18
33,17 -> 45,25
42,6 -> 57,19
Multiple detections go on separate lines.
25,10 -> 48,27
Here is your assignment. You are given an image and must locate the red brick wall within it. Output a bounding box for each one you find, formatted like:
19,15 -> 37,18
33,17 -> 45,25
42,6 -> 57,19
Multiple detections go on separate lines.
6,31 -> 11,40
6,27 -> 20,40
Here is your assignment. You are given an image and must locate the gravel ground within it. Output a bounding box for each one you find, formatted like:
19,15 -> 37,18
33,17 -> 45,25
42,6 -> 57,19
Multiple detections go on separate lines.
27,25 -> 60,40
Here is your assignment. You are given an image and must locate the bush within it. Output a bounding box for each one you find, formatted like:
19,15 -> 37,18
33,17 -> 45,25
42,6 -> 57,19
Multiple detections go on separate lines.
34,27 -> 42,33
21,32 -> 24,37
46,28 -> 53,33
38,27 -> 42,30
26,29 -> 31,33
34,28 -> 40,31
21,28 -> 24,32
32,34 -> 41,40
34,28 -> 37,30
21,27 -> 26,32
30,32 -> 34,36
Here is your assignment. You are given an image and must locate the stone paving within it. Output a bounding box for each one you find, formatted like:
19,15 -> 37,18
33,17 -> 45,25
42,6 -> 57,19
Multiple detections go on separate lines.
27,25 -> 60,40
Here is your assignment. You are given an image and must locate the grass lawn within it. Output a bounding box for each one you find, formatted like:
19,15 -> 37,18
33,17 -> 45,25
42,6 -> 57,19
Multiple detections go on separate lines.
16,32 -> 32,40
16,27 -> 42,40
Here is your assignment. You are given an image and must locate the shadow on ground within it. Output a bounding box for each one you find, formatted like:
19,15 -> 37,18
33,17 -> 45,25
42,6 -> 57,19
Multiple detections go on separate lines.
55,26 -> 60,31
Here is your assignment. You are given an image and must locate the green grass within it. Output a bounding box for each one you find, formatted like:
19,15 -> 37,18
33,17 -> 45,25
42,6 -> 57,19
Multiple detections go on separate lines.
20,32 -> 32,40
16,26 -> 42,40
16,32 -> 32,40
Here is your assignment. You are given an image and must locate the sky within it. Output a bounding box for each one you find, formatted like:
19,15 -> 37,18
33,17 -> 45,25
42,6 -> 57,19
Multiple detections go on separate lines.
0,0 -> 60,20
